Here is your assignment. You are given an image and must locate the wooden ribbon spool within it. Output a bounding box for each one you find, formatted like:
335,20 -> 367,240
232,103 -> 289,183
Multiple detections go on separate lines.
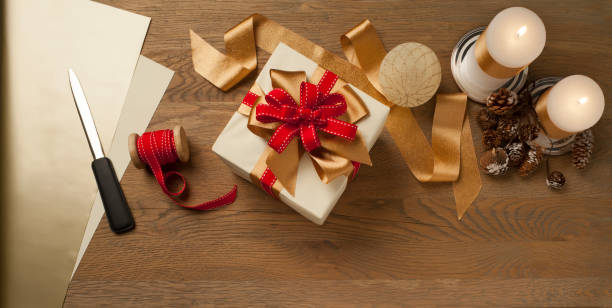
128,125 -> 190,169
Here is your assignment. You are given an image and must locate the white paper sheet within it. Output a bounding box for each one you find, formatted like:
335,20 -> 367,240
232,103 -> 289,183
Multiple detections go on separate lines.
3,0 -> 150,306
212,43 -> 389,225
72,56 -> 174,276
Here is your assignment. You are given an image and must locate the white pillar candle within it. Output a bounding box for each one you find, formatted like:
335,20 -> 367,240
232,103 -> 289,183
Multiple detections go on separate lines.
486,7 -> 546,69
545,75 -> 605,133
458,7 -> 546,99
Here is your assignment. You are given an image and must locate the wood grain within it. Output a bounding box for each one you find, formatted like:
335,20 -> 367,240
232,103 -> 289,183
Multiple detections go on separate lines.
66,0 -> 612,306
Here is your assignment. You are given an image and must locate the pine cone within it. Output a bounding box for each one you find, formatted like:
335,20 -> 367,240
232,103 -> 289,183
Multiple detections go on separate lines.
479,148 -> 509,176
572,129 -> 594,169
497,117 -> 519,141
482,129 -> 502,149
546,171 -> 566,190
505,142 -> 525,167
518,89 -> 533,107
518,123 -> 539,142
477,108 -> 497,130
487,88 -> 518,115
519,147 -> 543,176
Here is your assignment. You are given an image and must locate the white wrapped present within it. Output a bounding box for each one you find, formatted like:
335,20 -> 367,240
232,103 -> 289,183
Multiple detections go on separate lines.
213,43 -> 389,225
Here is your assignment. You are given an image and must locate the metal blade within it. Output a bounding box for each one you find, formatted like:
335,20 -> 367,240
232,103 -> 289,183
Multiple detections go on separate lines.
68,69 -> 105,159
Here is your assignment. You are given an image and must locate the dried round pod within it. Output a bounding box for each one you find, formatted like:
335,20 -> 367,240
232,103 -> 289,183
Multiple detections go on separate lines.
479,148 -> 509,176
505,142 -> 525,167
546,171 -> 566,190
487,88 -> 518,115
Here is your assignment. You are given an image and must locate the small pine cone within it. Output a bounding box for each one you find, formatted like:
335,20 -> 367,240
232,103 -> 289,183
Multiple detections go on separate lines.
518,89 -> 533,107
487,88 -> 518,115
482,129 -> 502,149
477,108 -> 497,130
546,171 -> 566,190
505,142 -> 525,167
518,123 -> 540,142
497,117 -> 519,141
572,130 -> 594,169
479,148 -> 509,176
519,147 -> 543,177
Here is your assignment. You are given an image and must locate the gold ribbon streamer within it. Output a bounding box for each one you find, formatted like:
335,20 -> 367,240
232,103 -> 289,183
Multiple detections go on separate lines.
191,15 -> 482,219
474,29 -> 527,79
190,14 -> 386,105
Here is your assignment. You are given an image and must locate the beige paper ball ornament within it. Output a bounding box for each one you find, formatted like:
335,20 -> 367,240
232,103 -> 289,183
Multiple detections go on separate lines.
379,42 -> 441,107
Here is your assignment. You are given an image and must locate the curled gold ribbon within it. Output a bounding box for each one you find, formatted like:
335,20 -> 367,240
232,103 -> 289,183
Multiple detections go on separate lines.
474,29 -> 527,79
534,88 -> 573,139
191,15 -> 482,219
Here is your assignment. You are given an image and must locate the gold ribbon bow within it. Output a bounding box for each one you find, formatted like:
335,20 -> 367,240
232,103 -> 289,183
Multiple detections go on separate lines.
242,68 -> 372,196
191,15 -> 482,219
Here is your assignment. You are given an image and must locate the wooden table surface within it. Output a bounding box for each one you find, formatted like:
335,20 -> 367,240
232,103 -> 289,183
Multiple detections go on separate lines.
66,1 -> 612,306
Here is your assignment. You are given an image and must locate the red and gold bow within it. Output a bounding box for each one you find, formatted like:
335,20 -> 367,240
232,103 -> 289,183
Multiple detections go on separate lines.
256,76 -> 357,153
241,68 -> 371,197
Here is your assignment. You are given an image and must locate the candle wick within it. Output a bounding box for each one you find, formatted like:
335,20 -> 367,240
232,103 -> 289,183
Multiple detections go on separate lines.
516,26 -> 527,39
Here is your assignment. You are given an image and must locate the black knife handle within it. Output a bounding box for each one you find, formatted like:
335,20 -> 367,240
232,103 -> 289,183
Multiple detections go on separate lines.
91,157 -> 135,233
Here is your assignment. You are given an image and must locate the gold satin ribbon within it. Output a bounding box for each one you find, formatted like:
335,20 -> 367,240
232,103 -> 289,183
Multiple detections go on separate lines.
474,29 -> 527,79
190,14 -> 386,105
191,15 -> 482,219
244,68 -> 372,197
534,88 -> 573,139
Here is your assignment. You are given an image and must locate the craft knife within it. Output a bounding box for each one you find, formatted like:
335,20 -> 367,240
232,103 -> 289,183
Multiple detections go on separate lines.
69,69 -> 135,234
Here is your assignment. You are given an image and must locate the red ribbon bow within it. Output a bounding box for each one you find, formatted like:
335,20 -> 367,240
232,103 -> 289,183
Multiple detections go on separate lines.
256,81 -> 358,153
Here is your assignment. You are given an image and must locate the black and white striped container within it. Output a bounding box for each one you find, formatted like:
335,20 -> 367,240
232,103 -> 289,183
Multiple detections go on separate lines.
451,27 -> 528,103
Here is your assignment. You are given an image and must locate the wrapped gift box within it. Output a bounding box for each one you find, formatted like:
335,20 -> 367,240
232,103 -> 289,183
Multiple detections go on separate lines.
213,43 -> 389,225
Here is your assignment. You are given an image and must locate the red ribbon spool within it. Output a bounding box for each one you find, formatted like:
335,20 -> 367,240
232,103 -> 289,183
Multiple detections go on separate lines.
128,126 -> 237,210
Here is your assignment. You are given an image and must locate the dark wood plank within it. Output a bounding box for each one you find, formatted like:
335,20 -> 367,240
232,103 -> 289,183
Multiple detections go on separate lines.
66,0 -> 612,306
67,278 -> 611,307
